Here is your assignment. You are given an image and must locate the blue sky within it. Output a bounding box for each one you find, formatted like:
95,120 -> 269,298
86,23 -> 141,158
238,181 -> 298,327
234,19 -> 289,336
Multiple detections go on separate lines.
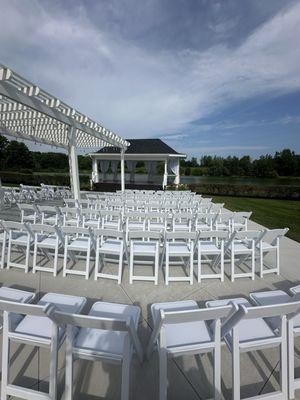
0,0 -> 299,159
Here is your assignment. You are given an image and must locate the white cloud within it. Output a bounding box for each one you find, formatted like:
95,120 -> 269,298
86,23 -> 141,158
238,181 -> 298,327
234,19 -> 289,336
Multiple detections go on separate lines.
0,0 -> 299,144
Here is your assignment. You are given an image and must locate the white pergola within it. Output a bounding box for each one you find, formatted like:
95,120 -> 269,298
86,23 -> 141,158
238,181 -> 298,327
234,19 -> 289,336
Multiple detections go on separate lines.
0,64 -> 129,199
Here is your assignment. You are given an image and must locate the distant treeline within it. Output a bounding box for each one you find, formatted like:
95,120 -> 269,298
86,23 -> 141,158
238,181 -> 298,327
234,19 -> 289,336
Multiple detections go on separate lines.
0,134 -> 91,172
181,149 -> 300,177
0,133 -> 299,178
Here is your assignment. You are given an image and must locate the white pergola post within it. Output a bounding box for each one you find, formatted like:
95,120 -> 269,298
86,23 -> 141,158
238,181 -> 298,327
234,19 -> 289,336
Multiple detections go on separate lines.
163,158 -> 168,189
120,149 -> 125,192
174,157 -> 180,185
68,126 -> 80,200
92,157 -> 99,183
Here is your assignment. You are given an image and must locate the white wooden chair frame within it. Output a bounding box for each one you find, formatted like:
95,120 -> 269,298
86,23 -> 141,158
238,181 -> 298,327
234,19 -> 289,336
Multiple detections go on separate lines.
94,228 -> 127,284
47,302 -> 143,400
197,230 -> 227,283
128,230 -> 161,285
63,226 -> 93,279
147,300 -> 235,400
257,228 -> 289,277
163,231 -> 197,285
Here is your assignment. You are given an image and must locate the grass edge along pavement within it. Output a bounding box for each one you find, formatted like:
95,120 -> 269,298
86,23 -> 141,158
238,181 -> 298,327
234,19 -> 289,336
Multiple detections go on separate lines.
212,195 -> 300,243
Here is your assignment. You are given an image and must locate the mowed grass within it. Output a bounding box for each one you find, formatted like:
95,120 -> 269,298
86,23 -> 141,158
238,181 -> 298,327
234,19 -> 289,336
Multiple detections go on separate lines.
211,196 -> 300,243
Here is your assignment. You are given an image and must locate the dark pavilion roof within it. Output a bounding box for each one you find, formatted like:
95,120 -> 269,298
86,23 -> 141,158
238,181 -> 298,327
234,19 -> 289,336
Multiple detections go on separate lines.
97,139 -> 183,155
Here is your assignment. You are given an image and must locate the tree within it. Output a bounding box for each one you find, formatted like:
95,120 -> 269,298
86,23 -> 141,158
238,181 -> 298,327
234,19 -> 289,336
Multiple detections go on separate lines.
274,149 -> 297,176
253,155 -> 277,178
4,141 -> 34,170
0,134 -> 9,169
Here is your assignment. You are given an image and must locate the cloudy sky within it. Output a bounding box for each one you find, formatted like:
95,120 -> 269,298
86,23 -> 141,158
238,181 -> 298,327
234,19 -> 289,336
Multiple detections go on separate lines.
0,0 -> 299,158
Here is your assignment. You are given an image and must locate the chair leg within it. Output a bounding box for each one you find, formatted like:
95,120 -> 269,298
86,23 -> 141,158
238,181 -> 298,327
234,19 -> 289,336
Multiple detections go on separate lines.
85,246 -> 91,280
251,246 -> 255,280
53,244 -> 59,277
231,252 -> 235,283
197,249 -> 202,283
189,251 -> 193,285
49,326 -> 59,400
25,238 -> 30,273
63,242 -> 68,277
7,237 -> 12,270
280,322 -> 288,400
220,246 -> 224,282
159,348 -> 168,400
65,326 -> 74,400
276,246 -> 280,275
129,242 -> 134,284
121,336 -> 131,400
288,321 -> 295,399
154,247 -> 159,285
165,247 -> 169,285
94,243 -> 100,281
1,238 -> 5,269
232,332 -> 240,400
118,248 -> 124,285
1,319 -> 10,400
259,246 -> 263,278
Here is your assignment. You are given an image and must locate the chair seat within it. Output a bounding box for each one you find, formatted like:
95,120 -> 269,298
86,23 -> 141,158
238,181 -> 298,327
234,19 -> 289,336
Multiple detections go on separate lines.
128,222 -> 144,229
167,242 -> 191,255
0,232 -> 6,241
206,297 -> 277,347
14,293 -> 86,341
148,222 -> 165,230
198,241 -> 220,253
250,290 -> 300,331
230,242 -> 252,253
37,235 -> 58,248
43,216 -> 57,223
11,233 -> 30,245
195,223 -> 211,230
68,237 -> 90,251
132,241 -> 157,254
259,242 -> 276,251
173,223 -> 190,230
84,220 -> 100,227
74,302 -> 140,357
152,301 -> 212,351
99,239 -> 123,254
0,286 -> 35,303
103,221 -> 119,229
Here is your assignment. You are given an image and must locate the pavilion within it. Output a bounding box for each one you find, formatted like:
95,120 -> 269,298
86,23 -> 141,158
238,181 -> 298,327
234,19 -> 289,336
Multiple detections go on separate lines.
0,64 -> 129,199
89,138 -> 186,191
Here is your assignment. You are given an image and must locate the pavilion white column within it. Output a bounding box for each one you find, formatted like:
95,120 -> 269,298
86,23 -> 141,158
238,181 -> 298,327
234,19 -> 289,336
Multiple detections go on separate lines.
174,157 -> 180,185
92,157 -> 99,183
67,126 -> 80,200
163,158 -> 168,189
120,149 -> 125,192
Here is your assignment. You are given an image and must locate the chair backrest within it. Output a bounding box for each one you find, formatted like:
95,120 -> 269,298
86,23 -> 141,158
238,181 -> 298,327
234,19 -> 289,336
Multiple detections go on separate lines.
94,228 -> 124,240
29,224 -> 57,234
0,220 -> 26,233
234,230 -> 262,240
62,226 -> 92,237
165,231 -> 197,241
128,230 -> 161,241
198,230 -> 228,240
263,228 -> 289,245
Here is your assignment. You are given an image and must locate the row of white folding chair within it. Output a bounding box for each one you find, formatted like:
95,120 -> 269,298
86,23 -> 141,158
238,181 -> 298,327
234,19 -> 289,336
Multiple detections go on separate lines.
0,292 -> 142,400
148,287 -> 300,400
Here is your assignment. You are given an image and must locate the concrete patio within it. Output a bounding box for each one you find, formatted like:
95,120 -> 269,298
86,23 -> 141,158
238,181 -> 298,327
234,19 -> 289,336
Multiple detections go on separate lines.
0,202 -> 300,399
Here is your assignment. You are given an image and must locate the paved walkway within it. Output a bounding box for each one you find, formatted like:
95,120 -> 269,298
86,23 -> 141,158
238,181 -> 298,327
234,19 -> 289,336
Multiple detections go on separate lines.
0,202 -> 300,399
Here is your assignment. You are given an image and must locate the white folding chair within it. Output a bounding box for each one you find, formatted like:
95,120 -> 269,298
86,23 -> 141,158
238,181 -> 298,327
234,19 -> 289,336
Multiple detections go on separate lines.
31,224 -> 63,276
37,205 -> 62,226
63,226 -> 94,279
226,230 -> 257,282
163,231 -> 197,285
147,300 -> 235,400
231,212 -> 252,232
124,211 -> 147,240
17,203 -> 39,224
206,297 -> 295,400
194,212 -> 216,231
147,212 -> 168,232
48,301 -> 143,400
0,292 -> 86,400
249,286 -> 300,400
257,228 -> 289,277
0,286 -> 35,330
197,230 -> 227,283
94,228 -> 126,284
1,221 -> 33,273
171,212 -> 194,232
101,209 -> 122,230
129,230 -> 161,285
214,212 -> 233,232
81,208 -> 101,229
60,207 -> 81,227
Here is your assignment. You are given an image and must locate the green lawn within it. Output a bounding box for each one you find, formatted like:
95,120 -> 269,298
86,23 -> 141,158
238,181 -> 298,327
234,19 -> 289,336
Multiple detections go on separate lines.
211,196 -> 300,243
